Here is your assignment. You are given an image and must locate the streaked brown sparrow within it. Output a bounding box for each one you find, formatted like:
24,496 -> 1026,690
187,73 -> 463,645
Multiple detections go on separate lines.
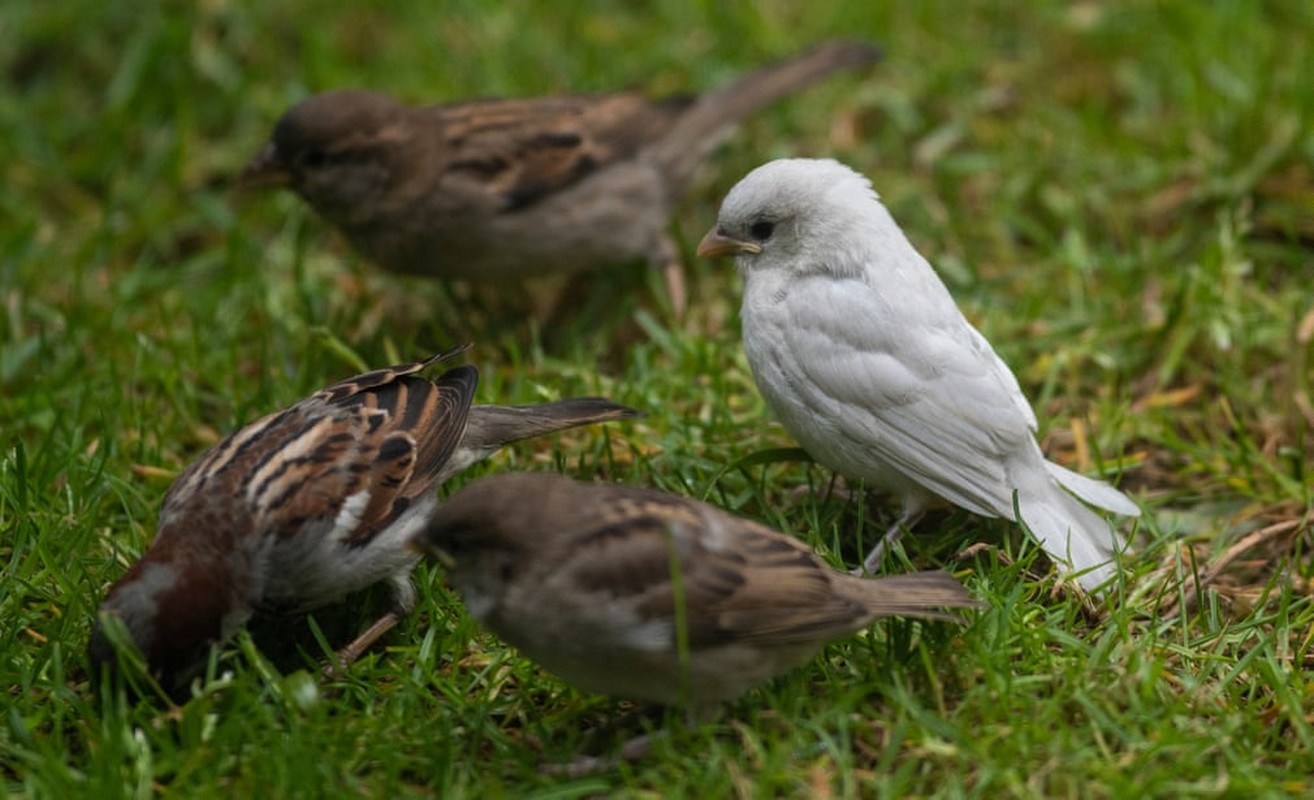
89,346 -> 639,693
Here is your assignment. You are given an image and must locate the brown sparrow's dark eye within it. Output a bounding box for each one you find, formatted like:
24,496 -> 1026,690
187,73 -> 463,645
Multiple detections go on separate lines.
300,149 -> 329,169
749,220 -> 775,241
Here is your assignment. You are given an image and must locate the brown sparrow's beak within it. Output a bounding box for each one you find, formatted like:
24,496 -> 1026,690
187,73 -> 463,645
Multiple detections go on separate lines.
696,227 -> 762,259
237,142 -> 293,190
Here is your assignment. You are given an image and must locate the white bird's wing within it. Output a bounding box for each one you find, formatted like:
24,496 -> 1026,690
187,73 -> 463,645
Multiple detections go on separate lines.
779,274 -> 1042,519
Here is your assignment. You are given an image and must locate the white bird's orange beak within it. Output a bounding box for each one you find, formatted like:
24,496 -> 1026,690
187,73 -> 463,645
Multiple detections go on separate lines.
696,227 -> 762,259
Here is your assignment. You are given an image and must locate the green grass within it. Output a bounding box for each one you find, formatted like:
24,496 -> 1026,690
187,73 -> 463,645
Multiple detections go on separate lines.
3,0 -> 1312,796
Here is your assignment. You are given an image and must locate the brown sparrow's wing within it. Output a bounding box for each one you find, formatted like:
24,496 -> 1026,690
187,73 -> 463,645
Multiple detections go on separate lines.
164,349 -> 477,548
314,346 -> 476,494
422,93 -> 692,211
552,491 -> 870,648
312,342 -> 470,402
257,362 -> 478,546
690,518 -> 884,645
698,509 -> 979,641
562,490 -> 973,649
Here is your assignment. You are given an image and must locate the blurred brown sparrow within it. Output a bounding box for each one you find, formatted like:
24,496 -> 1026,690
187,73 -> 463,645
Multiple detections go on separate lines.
89,346 -> 640,693
239,40 -> 882,313
412,472 -> 979,712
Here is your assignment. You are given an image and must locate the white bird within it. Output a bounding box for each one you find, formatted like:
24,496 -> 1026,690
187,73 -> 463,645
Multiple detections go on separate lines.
697,158 -> 1139,591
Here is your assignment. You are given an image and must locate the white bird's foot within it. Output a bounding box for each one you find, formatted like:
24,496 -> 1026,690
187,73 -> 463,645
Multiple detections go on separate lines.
856,510 -> 925,574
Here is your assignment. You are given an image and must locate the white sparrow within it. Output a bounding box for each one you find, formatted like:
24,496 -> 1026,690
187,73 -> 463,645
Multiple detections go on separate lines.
411,472 -> 978,712
697,158 -> 1140,591
238,40 -> 882,313
88,346 -> 640,693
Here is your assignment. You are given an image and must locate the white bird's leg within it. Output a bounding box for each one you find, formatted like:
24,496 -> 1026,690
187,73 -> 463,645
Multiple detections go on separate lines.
859,508 -> 926,574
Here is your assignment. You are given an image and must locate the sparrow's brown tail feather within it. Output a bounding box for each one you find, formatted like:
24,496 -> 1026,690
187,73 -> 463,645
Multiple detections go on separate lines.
651,39 -> 883,190
462,398 -> 642,450
841,569 -> 982,622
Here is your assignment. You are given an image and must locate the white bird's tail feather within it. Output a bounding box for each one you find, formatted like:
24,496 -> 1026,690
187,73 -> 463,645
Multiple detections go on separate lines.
1044,461 -> 1140,517
1017,486 -> 1128,592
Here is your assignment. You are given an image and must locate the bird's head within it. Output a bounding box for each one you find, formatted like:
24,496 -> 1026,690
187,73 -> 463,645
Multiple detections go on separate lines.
89,548 -> 241,698
410,475 -> 554,621
696,158 -> 881,279
239,90 -> 412,225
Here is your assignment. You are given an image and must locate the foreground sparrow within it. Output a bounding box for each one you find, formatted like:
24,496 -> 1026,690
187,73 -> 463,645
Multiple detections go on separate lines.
698,159 -> 1140,591
239,40 -> 881,312
88,346 -> 639,692
412,472 -> 978,711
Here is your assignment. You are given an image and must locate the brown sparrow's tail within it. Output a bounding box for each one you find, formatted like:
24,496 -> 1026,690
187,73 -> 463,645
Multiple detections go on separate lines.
650,39 -> 883,193
839,569 -> 982,622
435,398 -> 641,483
463,398 -> 641,449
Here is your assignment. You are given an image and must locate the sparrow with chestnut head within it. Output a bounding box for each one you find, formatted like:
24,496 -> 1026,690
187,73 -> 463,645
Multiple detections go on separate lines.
89,347 -> 640,695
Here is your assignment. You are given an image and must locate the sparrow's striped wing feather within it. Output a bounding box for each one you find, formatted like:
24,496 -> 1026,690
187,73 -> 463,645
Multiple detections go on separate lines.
161,351 -> 477,552
315,344 -> 470,403
246,409 -> 375,537
254,362 -> 478,546
326,365 -> 478,511
350,430 -> 419,536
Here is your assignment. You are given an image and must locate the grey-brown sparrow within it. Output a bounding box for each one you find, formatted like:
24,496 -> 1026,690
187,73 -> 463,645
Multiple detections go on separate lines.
89,346 -> 639,693
698,158 -> 1139,590
411,472 -> 979,712
239,40 -> 882,313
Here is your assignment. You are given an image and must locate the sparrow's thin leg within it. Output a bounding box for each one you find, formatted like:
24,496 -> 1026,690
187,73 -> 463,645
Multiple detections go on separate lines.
324,610 -> 402,676
326,575 -> 416,675
859,508 -> 926,574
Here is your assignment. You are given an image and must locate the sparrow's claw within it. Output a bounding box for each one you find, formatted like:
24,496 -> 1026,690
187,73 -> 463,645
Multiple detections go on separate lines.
324,610 -> 402,677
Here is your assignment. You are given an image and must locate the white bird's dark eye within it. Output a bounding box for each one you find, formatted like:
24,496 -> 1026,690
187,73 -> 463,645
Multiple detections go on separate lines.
749,220 -> 775,241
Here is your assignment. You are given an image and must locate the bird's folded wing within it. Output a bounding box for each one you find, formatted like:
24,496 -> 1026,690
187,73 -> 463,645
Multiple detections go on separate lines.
243,358 -> 477,544
785,277 -> 1039,519
426,95 -> 689,211
556,506 -> 868,649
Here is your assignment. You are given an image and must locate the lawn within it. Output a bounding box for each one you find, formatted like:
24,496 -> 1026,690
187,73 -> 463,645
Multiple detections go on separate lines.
3,1 -> 1312,796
